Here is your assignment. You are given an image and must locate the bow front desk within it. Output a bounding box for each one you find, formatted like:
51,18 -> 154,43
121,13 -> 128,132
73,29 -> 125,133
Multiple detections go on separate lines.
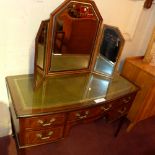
6,73 -> 138,151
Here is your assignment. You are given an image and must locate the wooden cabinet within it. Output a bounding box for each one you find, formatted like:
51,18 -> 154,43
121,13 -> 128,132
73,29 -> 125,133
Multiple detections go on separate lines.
121,56 -> 155,130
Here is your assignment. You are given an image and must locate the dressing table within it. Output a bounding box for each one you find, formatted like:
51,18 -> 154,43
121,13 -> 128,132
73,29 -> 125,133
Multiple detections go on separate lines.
7,73 -> 137,149
6,0 -> 138,154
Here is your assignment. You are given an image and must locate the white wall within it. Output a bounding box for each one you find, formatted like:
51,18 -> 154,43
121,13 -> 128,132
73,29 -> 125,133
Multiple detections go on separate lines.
119,3 -> 155,70
0,0 -> 64,137
0,0 -> 155,137
0,0 -> 63,101
95,0 -> 145,39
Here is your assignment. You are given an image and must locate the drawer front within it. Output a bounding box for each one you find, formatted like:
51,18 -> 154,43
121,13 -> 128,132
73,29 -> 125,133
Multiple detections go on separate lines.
67,107 -> 102,122
67,93 -> 136,122
99,93 -> 135,114
20,127 -> 64,146
107,103 -> 131,121
108,93 -> 136,109
21,113 -> 66,130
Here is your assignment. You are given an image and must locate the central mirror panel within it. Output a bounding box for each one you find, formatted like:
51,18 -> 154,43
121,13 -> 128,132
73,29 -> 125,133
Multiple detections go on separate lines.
50,1 -> 101,72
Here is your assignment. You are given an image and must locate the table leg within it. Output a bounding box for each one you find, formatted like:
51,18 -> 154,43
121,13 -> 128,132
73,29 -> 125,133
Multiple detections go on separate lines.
126,122 -> 136,132
114,116 -> 126,137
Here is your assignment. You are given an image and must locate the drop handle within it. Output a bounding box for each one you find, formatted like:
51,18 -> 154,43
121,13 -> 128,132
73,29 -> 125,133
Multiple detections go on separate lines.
101,104 -> 112,111
36,131 -> 53,140
123,97 -> 131,103
38,118 -> 56,126
118,107 -> 127,114
76,111 -> 89,119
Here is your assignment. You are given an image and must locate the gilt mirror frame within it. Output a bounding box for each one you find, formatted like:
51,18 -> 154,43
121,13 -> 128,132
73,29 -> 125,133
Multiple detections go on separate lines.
93,24 -> 125,78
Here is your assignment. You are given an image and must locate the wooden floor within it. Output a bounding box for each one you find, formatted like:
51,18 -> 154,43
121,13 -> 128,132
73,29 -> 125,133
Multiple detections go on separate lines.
1,116 -> 155,155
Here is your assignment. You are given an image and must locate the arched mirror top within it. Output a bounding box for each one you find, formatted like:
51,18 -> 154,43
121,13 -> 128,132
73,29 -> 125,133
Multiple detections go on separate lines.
47,0 -> 103,73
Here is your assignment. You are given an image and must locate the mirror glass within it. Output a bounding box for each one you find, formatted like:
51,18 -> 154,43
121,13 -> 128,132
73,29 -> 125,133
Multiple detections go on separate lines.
94,25 -> 124,76
50,1 -> 100,72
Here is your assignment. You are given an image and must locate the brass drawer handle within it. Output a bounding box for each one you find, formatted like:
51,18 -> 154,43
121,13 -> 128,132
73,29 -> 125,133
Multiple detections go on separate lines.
101,104 -> 112,111
76,111 -> 89,119
118,107 -> 127,114
38,118 -> 56,126
36,131 -> 53,140
123,97 -> 131,103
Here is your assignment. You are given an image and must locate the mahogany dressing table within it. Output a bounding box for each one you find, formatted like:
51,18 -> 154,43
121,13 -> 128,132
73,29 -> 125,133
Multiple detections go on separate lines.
6,73 -> 138,149
6,0 -> 138,154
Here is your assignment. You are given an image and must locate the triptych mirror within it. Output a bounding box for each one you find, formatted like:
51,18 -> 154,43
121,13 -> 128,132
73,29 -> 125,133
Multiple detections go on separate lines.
34,0 -> 124,89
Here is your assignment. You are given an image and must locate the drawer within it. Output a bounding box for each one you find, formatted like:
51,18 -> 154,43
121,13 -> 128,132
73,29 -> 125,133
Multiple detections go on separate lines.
67,94 -> 135,122
98,96 -> 131,115
67,107 -> 102,122
20,126 -> 64,146
107,103 -> 131,121
106,93 -> 135,109
21,113 -> 66,130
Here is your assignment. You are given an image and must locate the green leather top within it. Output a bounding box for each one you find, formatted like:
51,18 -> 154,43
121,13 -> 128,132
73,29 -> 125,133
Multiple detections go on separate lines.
6,73 -> 137,117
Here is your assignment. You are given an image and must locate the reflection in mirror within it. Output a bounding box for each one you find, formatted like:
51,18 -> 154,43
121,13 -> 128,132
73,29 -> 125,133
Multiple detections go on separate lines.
34,73 -> 110,105
50,2 -> 100,71
94,25 -> 124,77
84,74 -> 110,99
